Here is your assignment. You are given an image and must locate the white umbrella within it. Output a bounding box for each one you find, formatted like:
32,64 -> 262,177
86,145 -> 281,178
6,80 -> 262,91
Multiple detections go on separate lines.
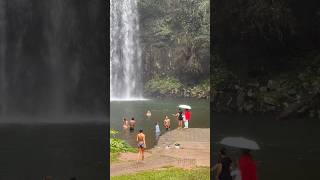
220,137 -> 260,150
178,104 -> 191,109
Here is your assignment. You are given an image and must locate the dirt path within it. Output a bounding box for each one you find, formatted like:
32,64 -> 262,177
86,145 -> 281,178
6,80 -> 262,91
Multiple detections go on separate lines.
110,128 -> 210,176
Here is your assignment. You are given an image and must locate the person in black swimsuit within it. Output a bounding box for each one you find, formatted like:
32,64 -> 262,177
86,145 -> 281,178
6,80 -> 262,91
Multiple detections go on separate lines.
173,109 -> 183,129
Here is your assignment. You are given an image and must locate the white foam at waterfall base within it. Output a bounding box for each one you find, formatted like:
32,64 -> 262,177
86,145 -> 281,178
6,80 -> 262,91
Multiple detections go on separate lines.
110,97 -> 150,102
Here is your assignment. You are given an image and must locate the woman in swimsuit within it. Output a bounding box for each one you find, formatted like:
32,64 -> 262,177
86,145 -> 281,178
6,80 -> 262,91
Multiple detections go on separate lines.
122,117 -> 128,129
137,129 -> 146,162
172,109 -> 183,129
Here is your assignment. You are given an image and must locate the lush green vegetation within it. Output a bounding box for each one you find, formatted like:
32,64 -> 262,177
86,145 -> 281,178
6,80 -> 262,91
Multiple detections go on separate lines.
137,0 -> 210,98
110,130 -> 137,153
110,130 -> 137,163
111,167 -> 210,180
138,0 -> 320,118
144,76 -> 182,95
144,76 -> 209,99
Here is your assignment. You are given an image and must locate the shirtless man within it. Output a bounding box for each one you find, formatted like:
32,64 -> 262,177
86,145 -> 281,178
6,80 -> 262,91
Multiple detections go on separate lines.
163,115 -> 171,131
129,117 -> 136,131
137,129 -> 146,162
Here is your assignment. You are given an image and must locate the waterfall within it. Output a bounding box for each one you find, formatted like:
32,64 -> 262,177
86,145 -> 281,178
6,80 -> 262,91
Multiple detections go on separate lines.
46,1 -> 65,115
110,0 -> 144,100
0,0 -> 7,116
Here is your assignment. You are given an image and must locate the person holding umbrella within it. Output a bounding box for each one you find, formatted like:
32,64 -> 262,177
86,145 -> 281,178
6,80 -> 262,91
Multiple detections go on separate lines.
220,137 -> 259,180
173,105 -> 191,129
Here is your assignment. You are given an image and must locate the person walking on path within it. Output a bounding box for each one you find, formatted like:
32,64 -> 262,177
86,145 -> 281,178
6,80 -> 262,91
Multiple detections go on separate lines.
163,115 -> 171,131
137,129 -> 146,162
239,149 -> 257,180
184,109 -> 191,128
173,109 -> 183,129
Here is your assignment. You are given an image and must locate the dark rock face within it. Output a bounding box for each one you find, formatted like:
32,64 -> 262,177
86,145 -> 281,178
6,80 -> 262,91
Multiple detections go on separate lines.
212,0 -> 320,118
137,0 -> 210,85
0,0 -> 107,117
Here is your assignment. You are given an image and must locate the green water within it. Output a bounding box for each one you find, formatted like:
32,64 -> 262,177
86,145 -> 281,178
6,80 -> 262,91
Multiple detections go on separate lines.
110,98 -> 210,149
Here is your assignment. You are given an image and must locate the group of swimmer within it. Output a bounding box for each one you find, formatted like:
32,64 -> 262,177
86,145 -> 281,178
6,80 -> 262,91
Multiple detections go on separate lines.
122,108 -> 191,132
121,108 -> 192,163
122,117 -> 136,131
122,117 -> 146,162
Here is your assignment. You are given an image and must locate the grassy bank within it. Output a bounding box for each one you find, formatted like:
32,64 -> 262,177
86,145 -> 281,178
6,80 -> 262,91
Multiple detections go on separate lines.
110,153 -> 120,164
111,167 -> 210,180
110,130 -> 137,164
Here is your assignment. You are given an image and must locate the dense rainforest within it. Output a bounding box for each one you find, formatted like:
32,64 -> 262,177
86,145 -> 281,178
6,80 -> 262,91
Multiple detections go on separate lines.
138,0 -> 320,119
213,0 -> 320,119
137,0 -> 210,99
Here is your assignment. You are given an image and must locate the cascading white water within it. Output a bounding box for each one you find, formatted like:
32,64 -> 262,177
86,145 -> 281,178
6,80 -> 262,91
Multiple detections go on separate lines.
0,0 -> 7,116
110,0 -> 144,101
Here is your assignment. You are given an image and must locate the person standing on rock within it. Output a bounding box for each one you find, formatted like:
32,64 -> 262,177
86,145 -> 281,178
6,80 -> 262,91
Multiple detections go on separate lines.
155,122 -> 161,140
137,129 -> 146,162
184,109 -> 191,128
173,109 -> 183,129
163,115 -> 171,131
155,122 -> 161,133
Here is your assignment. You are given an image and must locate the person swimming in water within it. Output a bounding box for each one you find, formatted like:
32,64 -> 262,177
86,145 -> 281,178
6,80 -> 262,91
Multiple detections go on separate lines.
129,117 -> 136,131
163,115 -> 171,131
137,129 -> 146,162
146,110 -> 151,117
